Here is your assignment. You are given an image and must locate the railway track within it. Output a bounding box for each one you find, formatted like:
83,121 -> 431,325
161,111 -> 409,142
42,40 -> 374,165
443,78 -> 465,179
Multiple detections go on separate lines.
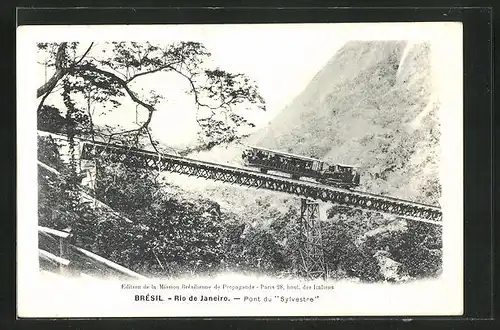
38,131 -> 443,225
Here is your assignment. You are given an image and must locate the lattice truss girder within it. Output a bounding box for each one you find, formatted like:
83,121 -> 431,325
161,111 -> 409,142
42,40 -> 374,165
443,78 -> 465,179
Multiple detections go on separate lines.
75,141 -> 442,222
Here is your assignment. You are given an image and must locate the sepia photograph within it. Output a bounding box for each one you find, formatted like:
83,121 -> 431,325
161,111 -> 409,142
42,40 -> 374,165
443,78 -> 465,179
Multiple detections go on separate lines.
17,22 -> 463,317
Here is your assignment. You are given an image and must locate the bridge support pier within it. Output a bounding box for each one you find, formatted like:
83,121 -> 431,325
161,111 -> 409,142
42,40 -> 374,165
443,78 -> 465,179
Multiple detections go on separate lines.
298,198 -> 328,280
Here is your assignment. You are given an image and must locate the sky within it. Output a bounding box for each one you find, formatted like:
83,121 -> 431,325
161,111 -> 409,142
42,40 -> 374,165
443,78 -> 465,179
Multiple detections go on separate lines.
37,24 -> 349,147
35,22 -> 461,148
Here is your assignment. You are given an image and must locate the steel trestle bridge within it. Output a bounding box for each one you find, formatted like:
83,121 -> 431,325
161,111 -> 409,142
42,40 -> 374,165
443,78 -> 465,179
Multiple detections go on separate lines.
37,131 -> 442,225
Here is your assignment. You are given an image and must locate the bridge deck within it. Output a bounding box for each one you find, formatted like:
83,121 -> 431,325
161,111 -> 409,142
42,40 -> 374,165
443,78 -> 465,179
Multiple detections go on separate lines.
38,132 -> 442,224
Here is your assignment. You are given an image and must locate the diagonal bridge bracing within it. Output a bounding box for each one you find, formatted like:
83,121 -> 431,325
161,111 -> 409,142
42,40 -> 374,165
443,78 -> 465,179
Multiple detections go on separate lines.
70,138 -> 442,225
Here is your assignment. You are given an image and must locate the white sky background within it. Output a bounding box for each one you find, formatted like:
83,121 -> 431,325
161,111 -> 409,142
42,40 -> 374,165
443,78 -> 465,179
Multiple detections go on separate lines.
37,25 -> 350,147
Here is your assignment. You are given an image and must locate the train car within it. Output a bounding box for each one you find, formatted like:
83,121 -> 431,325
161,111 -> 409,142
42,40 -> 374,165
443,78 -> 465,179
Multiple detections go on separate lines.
241,146 -> 360,188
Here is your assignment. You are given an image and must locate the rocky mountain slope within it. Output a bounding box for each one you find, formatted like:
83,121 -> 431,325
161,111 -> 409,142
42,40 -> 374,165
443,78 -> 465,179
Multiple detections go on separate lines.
185,40 -> 443,280
156,40 -> 443,280
250,40 -> 441,205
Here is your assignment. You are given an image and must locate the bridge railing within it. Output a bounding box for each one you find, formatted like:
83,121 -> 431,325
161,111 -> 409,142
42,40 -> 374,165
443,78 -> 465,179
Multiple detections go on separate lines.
79,140 -> 443,224
38,226 -> 147,280
37,130 -> 442,224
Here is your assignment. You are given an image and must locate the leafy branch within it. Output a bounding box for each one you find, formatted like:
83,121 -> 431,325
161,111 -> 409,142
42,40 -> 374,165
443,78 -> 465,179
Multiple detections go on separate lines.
37,41 -> 266,154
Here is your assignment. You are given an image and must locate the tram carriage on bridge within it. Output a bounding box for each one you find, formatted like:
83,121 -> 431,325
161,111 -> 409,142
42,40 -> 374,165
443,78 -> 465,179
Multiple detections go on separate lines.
241,146 -> 360,188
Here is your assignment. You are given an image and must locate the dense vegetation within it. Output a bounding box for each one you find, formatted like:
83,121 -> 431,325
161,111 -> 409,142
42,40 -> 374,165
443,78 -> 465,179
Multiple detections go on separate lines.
37,40 -> 443,282
252,41 -> 440,205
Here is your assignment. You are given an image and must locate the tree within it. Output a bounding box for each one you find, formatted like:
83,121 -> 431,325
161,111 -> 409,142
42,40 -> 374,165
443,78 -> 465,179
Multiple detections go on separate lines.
37,41 -> 266,151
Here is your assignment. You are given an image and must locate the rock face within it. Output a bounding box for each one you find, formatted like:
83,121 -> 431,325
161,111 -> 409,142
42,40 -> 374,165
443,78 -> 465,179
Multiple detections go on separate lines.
172,41 -> 443,281
252,41 -> 440,205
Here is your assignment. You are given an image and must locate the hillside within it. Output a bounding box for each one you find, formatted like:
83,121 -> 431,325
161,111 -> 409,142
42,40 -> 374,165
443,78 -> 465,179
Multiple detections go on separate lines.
250,40 -> 441,205
173,40 -> 444,281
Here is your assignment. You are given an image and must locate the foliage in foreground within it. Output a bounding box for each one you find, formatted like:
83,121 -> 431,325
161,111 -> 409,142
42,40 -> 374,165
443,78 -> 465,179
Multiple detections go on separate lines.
37,41 -> 265,151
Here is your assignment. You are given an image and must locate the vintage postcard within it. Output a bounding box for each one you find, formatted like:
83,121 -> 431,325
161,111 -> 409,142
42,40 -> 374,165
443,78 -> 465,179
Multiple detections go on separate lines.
17,22 -> 463,317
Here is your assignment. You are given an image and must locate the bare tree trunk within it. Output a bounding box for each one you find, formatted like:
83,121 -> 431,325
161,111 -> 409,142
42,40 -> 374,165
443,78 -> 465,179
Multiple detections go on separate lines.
37,43 -> 68,98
